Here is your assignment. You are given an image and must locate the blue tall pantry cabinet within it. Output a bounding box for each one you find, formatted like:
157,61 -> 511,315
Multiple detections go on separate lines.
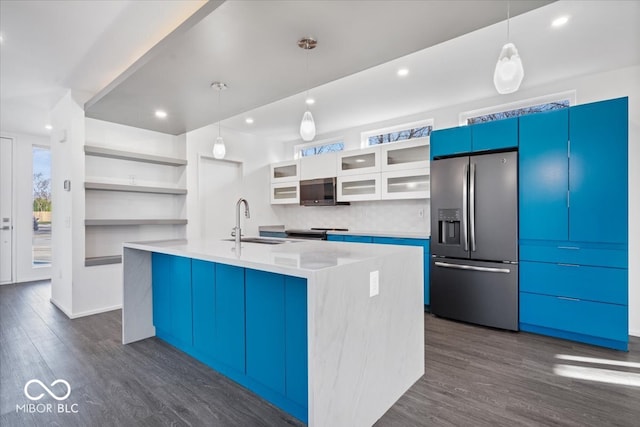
518,97 -> 629,351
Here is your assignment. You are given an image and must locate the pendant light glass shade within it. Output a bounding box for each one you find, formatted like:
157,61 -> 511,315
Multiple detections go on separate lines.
213,136 -> 226,159
493,42 -> 524,94
300,110 -> 316,141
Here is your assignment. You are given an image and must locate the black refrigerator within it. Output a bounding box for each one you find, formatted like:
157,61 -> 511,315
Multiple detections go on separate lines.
430,151 -> 519,331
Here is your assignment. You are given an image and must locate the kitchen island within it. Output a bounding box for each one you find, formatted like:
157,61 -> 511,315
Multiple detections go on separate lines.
122,238 -> 424,427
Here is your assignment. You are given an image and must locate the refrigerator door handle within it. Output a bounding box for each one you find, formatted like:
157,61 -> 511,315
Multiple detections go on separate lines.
462,163 -> 469,252
434,261 -> 511,274
469,162 -> 476,252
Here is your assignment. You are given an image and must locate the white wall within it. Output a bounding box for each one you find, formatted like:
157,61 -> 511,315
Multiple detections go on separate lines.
0,131 -> 52,284
276,65 -> 640,336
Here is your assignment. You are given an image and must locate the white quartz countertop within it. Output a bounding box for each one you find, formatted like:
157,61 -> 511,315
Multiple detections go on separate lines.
123,238 -> 421,279
326,230 -> 430,239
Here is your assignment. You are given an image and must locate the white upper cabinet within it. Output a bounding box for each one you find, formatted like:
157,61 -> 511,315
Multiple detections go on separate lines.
270,182 -> 300,204
337,173 -> 381,202
380,138 -> 430,172
300,152 -> 337,180
336,146 -> 381,176
381,168 -> 430,200
270,159 -> 299,183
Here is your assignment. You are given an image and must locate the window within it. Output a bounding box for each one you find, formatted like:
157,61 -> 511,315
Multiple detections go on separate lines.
361,119 -> 434,147
467,100 -> 570,124
32,146 -> 51,267
460,91 -> 575,125
294,138 -> 344,158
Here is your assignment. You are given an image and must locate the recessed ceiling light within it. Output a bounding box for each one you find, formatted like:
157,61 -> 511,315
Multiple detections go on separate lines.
552,16 -> 569,27
305,97 -> 315,105
45,124 -> 52,131
397,68 -> 409,77
245,118 -> 254,124
155,110 -> 167,119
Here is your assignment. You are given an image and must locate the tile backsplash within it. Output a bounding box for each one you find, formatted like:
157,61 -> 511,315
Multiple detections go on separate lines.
272,199 -> 430,235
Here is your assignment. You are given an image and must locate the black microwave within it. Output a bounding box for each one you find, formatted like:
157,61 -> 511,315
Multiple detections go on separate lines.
299,177 -> 348,206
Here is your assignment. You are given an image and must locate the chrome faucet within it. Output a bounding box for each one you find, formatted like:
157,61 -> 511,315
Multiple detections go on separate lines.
234,198 -> 250,246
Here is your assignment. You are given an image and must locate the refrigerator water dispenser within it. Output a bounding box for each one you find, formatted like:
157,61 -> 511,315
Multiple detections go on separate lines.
438,208 -> 461,245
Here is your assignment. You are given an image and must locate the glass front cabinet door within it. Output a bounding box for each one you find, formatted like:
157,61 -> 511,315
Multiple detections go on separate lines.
336,146 -> 381,176
271,160 -> 300,183
337,173 -> 381,202
271,182 -> 300,204
381,138 -> 430,172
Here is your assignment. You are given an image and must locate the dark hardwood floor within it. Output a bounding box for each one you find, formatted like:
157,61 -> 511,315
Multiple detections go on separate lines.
1,280 -> 639,426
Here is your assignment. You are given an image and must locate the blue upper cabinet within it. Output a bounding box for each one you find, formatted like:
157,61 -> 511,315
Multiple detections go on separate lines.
569,97 -> 628,245
471,117 -> 518,152
430,126 -> 471,159
519,109 -> 569,241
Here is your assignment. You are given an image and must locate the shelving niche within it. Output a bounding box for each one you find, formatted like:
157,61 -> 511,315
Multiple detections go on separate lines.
84,144 -> 187,266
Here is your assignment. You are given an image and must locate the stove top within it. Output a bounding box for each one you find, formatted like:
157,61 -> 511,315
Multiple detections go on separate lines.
310,227 -> 349,231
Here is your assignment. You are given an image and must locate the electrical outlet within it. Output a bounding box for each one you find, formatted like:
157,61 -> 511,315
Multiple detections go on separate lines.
418,208 -> 424,218
369,270 -> 379,297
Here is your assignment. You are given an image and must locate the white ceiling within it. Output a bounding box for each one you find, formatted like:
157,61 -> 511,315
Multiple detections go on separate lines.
0,0 -> 208,137
84,0 -> 552,135
2,1 -> 638,143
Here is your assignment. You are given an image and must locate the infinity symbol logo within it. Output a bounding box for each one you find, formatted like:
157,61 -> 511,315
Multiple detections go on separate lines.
24,379 -> 71,401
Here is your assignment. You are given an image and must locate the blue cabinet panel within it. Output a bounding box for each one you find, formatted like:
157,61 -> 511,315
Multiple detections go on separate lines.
284,276 -> 308,406
192,259 -> 216,358
151,253 -> 192,346
519,241 -> 628,268
343,235 -> 373,243
215,263 -> 245,373
569,97 -> 628,244
472,117 -> 518,152
430,126 -> 471,158
520,292 -> 628,345
519,109 -> 569,241
327,234 -> 344,241
246,269 -> 286,394
520,261 -> 627,305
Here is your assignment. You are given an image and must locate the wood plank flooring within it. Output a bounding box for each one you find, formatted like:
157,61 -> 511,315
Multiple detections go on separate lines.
1,280 -> 639,426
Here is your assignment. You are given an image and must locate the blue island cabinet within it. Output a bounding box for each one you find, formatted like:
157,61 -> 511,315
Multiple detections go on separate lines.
518,97 -> 629,351
152,254 -> 308,423
152,253 -> 193,348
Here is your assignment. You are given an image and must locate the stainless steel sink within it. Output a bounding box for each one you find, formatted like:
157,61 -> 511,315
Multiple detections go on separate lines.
222,237 -> 296,245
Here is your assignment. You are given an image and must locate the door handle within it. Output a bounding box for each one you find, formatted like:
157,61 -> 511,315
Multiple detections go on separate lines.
469,162 -> 476,252
434,261 -> 510,274
462,163 -> 468,252
557,296 -> 581,302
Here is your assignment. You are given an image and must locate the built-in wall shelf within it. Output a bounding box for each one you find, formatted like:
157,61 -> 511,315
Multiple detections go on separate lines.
84,145 -> 187,166
84,182 -> 187,195
85,255 -> 122,267
85,219 -> 188,226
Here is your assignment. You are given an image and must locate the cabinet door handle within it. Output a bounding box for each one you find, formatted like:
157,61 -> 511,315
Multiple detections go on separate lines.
557,296 -> 580,302
557,263 -> 580,267
557,246 -> 580,250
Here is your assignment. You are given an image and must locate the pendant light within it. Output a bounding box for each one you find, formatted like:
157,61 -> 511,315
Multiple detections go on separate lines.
298,37 -> 317,141
493,2 -> 524,94
211,82 -> 227,159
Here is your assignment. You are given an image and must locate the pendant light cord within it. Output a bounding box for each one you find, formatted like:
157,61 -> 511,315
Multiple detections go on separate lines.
218,88 -> 221,138
305,41 -> 310,103
507,1 -> 511,41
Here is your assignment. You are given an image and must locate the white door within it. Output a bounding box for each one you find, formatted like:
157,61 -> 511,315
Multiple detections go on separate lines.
0,137 -> 13,284
198,157 -> 242,239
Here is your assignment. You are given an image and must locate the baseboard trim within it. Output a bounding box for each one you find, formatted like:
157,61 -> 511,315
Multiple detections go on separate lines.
49,297 -> 73,318
49,298 -> 121,319
630,329 -> 640,338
